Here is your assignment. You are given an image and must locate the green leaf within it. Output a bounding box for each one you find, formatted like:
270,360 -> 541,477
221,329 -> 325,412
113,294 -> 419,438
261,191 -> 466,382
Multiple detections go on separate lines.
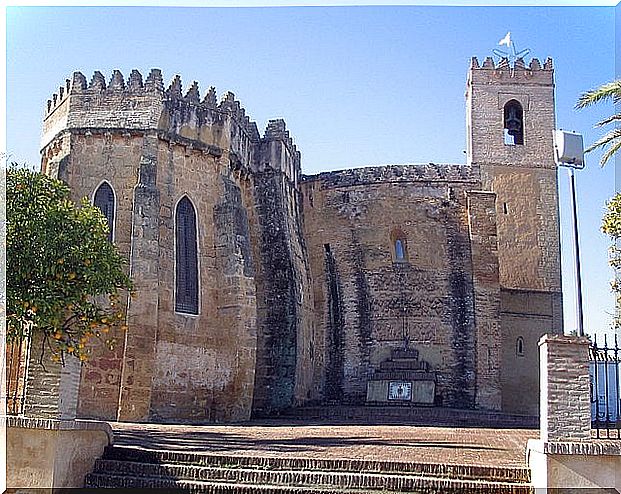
7,165 -> 133,362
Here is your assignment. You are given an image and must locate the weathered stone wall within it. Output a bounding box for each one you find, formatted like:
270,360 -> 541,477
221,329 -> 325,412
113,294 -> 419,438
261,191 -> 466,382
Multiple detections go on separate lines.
466,57 -> 563,414
116,132 -> 162,421
500,289 -> 563,415
250,120 -> 317,416
144,141 -> 258,423
39,69 -> 316,422
466,190 -> 501,410
40,70 -> 263,422
480,167 -> 561,292
44,132 -> 139,420
301,164 -> 496,408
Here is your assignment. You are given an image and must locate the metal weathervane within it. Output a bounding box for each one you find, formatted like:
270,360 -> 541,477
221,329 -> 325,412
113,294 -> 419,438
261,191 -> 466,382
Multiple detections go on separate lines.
492,32 -> 531,64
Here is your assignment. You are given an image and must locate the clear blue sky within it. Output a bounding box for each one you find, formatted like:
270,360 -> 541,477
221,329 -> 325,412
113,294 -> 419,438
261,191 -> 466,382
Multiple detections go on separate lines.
5,3 -> 619,339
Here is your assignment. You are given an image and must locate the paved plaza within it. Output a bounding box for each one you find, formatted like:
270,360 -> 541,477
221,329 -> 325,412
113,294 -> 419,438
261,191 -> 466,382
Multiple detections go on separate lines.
110,421 -> 537,469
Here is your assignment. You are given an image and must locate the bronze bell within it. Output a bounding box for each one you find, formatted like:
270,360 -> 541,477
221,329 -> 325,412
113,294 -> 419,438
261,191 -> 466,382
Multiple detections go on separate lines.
505,105 -> 522,136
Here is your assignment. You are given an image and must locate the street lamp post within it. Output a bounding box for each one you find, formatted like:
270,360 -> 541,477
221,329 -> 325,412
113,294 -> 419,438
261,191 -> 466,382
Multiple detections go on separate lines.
554,130 -> 586,337
568,166 -> 585,337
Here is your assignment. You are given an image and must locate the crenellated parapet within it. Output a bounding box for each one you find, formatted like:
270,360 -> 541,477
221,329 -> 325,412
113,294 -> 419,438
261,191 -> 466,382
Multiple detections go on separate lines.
468,56 -> 553,85
45,78 -> 73,115
44,69 -> 164,120
264,119 -> 300,157
42,69 -> 174,154
302,163 -> 480,190
42,69 -> 269,173
257,119 -> 302,186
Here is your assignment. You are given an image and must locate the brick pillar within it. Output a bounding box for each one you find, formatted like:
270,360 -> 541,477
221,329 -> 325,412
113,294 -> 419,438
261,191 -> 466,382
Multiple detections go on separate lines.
539,334 -> 591,442
23,333 -> 81,420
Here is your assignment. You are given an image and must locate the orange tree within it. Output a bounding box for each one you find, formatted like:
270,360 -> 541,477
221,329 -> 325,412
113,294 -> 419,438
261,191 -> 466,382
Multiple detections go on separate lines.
7,166 -> 132,363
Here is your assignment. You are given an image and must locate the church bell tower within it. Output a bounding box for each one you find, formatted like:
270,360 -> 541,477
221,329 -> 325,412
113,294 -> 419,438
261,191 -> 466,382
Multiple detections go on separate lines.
466,55 -> 563,414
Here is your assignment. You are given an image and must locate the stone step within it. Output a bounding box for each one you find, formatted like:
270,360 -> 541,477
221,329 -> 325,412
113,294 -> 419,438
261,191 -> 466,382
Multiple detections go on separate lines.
379,360 -> 429,371
370,370 -> 436,381
98,447 -> 530,483
279,406 -> 538,429
85,471 -> 532,493
391,349 -> 419,360
92,459 -> 529,487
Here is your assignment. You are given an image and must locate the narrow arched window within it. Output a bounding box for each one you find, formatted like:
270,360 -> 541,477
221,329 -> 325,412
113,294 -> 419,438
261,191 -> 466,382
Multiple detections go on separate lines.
516,336 -> 525,357
175,197 -> 199,314
504,100 -> 524,145
390,228 -> 408,263
395,239 -> 405,261
93,182 -> 115,242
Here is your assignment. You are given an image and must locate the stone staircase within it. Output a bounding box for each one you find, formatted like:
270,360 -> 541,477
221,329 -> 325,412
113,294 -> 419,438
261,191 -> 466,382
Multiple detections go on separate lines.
85,445 -> 533,493
279,405 -> 538,429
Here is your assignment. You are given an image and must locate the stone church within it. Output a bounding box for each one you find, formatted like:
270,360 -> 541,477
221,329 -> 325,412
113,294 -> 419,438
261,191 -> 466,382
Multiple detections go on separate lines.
34,55 -> 562,423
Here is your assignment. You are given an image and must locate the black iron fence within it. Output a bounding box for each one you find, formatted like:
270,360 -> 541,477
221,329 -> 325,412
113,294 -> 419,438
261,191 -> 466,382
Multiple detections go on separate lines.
589,334 -> 621,439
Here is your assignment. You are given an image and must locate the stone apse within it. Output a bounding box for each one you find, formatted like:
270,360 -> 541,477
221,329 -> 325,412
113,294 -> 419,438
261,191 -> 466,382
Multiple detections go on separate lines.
32,55 -> 562,422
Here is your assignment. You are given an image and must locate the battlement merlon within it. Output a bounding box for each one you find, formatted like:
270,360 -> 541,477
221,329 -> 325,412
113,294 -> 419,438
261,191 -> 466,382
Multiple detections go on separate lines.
468,56 -> 554,86
256,119 -> 302,187
41,69 -> 263,172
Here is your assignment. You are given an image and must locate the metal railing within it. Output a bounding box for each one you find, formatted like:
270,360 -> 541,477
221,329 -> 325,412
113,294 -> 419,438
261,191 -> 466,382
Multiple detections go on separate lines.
589,334 -> 621,439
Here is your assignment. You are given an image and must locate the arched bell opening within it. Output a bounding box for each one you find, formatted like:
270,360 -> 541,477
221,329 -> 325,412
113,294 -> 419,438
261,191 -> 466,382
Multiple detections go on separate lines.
503,99 -> 524,145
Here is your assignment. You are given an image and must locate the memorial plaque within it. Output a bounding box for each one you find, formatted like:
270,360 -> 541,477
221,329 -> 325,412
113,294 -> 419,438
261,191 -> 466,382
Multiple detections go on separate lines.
412,380 -> 436,404
388,381 -> 412,401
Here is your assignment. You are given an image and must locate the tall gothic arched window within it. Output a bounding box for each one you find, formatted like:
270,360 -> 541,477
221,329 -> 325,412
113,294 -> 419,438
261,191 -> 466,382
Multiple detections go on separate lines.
175,196 -> 199,314
93,182 -> 115,242
503,99 -> 524,145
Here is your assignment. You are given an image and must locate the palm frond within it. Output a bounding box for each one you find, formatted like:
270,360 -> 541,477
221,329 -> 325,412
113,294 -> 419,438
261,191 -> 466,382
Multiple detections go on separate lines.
599,138 -> 621,167
584,127 -> 621,153
585,129 -> 621,153
596,113 -> 621,127
575,80 -> 621,110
